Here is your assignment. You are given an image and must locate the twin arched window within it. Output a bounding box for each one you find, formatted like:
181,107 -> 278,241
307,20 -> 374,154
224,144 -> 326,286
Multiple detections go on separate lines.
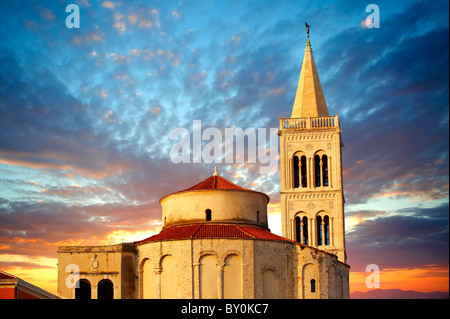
75,279 -> 113,299
293,155 -> 307,188
295,216 -> 309,245
316,215 -> 330,246
295,214 -> 330,246
314,155 -> 329,187
293,153 -> 329,189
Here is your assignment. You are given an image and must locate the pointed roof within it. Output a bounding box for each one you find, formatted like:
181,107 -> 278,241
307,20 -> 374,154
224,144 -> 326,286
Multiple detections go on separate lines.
183,173 -> 249,192
159,168 -> 268,202
291,38 -> 329,118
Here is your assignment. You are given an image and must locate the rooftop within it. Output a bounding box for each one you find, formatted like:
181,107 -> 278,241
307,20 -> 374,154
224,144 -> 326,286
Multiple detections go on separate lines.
135,224 -> 295,245
160,167 -> 267,202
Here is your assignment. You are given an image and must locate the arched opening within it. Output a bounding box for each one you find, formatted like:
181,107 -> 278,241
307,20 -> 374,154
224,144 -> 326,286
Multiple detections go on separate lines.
75,279 -> 91,299
199,254 -> 218,299
142,258 -> 157,299
324,215 -> 330,246
295,215 -> 308,244
316,216 -> 323,246
314,155 -> 321,187
302,264 -> 318,299
256,211 -> 260,224
161,255 -> 177,299
97,279 -> 113,299
300,156 -> 307,187
295,216 -> 301,243
310,279 -> 316,293
205,209 -> 212,221
224,254 -> 242,299
322,155 -> 328,187
293,155 -> 308,189
328,265 -> 336,299
293,155 -> 300,188
302,216 -> 308,245
262,269 -> 277,299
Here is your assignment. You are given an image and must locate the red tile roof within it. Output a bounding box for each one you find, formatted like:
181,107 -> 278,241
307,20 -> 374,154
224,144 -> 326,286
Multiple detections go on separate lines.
160,173 -> 268,202
0,270 -> 17,280
135,224 -> 295,245
185,175 -> 250,191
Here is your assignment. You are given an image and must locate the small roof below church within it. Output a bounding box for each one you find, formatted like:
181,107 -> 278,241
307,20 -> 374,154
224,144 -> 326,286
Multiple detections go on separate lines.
0,270 -> 17,280
135,224 -> 295,245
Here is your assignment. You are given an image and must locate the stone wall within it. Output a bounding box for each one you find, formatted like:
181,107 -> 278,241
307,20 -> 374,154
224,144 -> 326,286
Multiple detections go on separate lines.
57,243 -> 135,299
136,238 -> 349,299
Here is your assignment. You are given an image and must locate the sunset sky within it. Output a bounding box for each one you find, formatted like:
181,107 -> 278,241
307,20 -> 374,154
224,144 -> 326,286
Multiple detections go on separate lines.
0,0 -> 448,298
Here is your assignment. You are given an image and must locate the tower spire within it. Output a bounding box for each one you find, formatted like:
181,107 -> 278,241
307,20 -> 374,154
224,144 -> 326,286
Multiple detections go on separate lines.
291,26 -> 329,118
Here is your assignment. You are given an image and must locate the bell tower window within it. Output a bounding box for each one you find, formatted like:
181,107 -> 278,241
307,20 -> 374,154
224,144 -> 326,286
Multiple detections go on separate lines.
324,215 -> 330,246
314,155 -> 321,187
322,155 -> 328,187
314,153 -> 329,188
293,156 -> 300,188
295,216 -> 301,242
301,156 -> 307,187
293,155 -> 307,189
316,215 -> 323,246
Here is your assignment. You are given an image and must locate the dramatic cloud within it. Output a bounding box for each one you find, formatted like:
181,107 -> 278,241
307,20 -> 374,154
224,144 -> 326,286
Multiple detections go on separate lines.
346,203 -> 449,272
0,0 -> 448,296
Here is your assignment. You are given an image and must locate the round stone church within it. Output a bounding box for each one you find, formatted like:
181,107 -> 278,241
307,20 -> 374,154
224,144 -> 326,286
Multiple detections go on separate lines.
58,168 -> 349,299
57,33 -> 350,299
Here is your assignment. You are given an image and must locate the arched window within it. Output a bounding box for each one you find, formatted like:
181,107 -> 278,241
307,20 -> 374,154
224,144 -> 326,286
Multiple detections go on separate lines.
316,216 -> 323,246
161,255 -> 177,299
293,155 -> 307,189
293,156 -> 300,188
263,269 -> 277,299
75,279 -> 91,299
256,211 -> 260,224
322,155 -> 329,187
314,153 -> 329,188
314,155 -> 321,187
142,258 -> 157,299
295,216 -> 301,243
310,279 -> 316,293
324,215 -> 330,246
224,255 -> 242,299
295,215 -> 308,244
205,209 -> 212,221
300,156 -> 307,187
199,254 -> 218,299
97,279 -> 113,299
302,216 -> 308,245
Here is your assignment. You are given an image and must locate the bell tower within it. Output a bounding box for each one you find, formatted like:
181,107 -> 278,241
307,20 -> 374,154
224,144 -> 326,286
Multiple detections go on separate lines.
279,26 -> 346,262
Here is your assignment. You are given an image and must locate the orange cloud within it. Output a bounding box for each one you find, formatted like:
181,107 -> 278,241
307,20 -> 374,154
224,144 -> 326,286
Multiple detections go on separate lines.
0,149 -> 131,180
0,157 -> 72,171
102,1 -> 115,9
350,266 -> 449,294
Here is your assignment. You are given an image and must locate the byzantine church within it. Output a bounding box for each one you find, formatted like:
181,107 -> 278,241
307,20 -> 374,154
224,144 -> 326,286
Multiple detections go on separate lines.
57,32 -> 350,299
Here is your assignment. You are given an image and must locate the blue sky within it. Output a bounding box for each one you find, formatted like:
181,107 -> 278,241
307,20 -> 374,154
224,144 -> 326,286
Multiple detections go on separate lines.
0,0 -> 448,296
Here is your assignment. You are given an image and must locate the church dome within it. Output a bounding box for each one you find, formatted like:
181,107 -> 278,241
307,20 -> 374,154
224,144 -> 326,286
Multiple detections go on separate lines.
159,168 -> 270,230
